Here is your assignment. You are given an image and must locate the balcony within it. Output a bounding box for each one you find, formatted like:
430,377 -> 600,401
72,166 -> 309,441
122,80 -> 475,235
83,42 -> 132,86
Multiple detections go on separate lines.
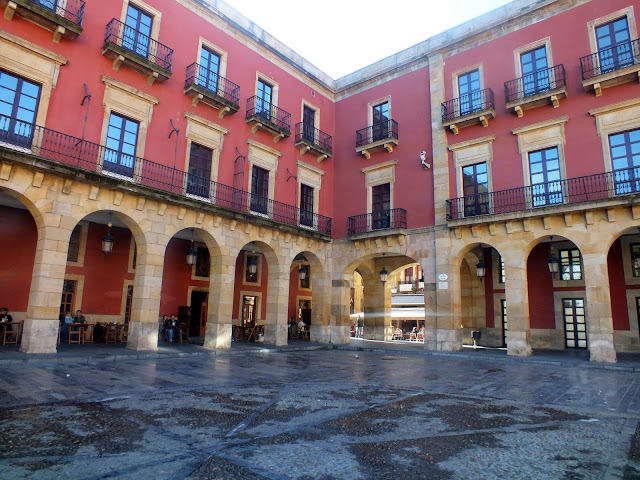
0,114 -> 331,237
245,96 -> 291,142
580,39 -> 640,96
102,18 -> 173,85
355,119 -> 398,159
441,88 -> 495,134
446,167 -> 640,221
348,208 -> 407,237
294,123 -> 332,161
184,63 -> 240,118
1,0 -> 85,41
504,64 -> 567,117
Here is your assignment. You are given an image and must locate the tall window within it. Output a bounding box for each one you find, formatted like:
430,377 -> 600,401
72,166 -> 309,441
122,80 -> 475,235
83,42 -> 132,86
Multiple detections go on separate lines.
124,285 -> 134,324
250,166 -> 269,214
186,143 -> 212,198
199,46 -> 220,93
59,280 -> 76,318
256,79 -> 273,120
610,128 -> 640,195
596,17 -> 632,74
0,70 -> 41,147
498,256 -> 505,284
501,299 -> 508,347
300,184 -> 314,227
123,4 -> 153,58
529,147 -> 562,207
195,246 -> 210,278
458,69 -> 481,115
521,46 -> 549,96
563,298 -> 587,349
372,102 -> 389,141
372,183 -> 391,229
302,105 -> 316,142
631,243 -> 640,278
462,162 -> 489,217
104,113 -> 138,177
560,249 -> 582,281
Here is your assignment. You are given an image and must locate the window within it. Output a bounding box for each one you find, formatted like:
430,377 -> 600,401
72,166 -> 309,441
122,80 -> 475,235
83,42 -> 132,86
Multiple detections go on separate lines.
123,4 -> 153,58
302,105 -> 316,142
521,46 -> 549,96
462,162 -> 488,216
250,165 -> 269,214
596,17 -> 632,74
372,183 -> 391,229
501,299 -> 507,346
186,143 -> 212,198
609,128 -> 640,195
631,243 -> 640,278
256,78 -> 273,120
124,285 -> 134,324
59,280 -> 76,318
300,184 -> 314,227
563,298 -> 587,349
67,226 -> 81,263
198,46 -> 220,93
458,69 -> 481,115
529,147 -> 562,207
560,249 -> 582,281
372,101 -> 389,141
499,256 -> 505,284
104,113 -> 138,177
0,70 -> 41,147
195,246 -> 210,278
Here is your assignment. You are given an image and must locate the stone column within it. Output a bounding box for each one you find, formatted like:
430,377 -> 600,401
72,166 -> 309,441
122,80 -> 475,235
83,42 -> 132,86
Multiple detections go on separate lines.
127,241 -> 165,351
582,251 -> 616,363
309,266 -> 330,343
203,253 -> 236,349
327,277 -> 351,344
504,254 -> 532,357
362,273 -> 391,340
263,262 -> 288,346
21,222 -> 71,354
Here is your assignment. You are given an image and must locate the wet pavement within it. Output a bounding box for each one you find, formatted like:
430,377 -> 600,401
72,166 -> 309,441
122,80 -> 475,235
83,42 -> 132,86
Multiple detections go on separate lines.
1,342 -> 640,479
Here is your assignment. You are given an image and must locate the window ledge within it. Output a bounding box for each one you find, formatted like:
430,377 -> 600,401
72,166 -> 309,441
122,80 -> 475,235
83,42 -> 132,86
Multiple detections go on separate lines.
246,114 -> 291,143
506,86 -> 567,117
441,108 -> 496,135
355,138 -> 398,159
1,0 -> 83,42
102,44 -> 171,85
184,84 -> 239,118
582,64 -> 640,96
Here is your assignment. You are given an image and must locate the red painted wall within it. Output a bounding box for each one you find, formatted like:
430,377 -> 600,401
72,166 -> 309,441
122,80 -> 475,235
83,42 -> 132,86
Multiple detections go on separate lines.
608,239 -> 630,331
527,244 -> 555,329
0,206 -> 36,311
231,254 -> 268,320
287,266 -> 312,321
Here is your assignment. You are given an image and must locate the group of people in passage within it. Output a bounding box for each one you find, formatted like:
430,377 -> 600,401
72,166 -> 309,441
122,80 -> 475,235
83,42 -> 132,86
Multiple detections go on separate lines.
288,317 -> 308,339
59,309 -> 86,342
0,307 -> 14,341
161,314 -> 183,342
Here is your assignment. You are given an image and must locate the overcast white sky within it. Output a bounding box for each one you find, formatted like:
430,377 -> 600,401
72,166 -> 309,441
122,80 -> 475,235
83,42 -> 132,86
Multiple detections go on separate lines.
223,0 -> 514,78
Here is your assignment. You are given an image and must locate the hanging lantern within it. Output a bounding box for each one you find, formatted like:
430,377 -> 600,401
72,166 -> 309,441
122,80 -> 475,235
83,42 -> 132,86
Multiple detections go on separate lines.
379,266 -> 388,285
101,222 -> 114,258
476,260 -> 486,281
186,241 -> 197,267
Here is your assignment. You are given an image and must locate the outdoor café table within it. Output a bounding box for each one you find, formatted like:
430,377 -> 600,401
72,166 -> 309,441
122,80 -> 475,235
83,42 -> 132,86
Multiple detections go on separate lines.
67,323 -> 85,344
104,324 -> 121,343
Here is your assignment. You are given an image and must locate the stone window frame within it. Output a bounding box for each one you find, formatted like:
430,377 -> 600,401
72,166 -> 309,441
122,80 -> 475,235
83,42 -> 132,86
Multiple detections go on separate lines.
512,116 -> 568,190
297,160 -> 324,229
120,280 -> 134,320
191,243 -> 210,280
552,290 -> 587,337
127,235 -> 136,274
512,37 -> 554,79
66,221 -> 88,268
586,6 -> 638,56
184,111 -> 228,186
451,63 -> 485,100
301,99 -> 320,128
100,76 -> 159,172
448,135 -> 495,200
367,96 -> 391,127
362,160 -> 397,216
620,235 -> 640,285
197,37 -> 228,80
119,0 -> 163,44
247,139 -> 281,204
626,290 -> 640,333
242,251 -> 262,286
589,98 -> 640,173
255,71 -> 279,106
0,30 -> 67,128
550,240 -> 585,289
64,273 -> 85,315
238,291 -> 263,323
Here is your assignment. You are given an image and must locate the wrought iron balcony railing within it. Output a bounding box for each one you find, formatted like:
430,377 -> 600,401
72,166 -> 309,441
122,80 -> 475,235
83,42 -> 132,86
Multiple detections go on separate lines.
580,38 -> 640,80
294,123 -> 332,155
355,119 -> 398,148
442,88 -> 494,122
504,64 -> 566,102
447,167 -> 640,221
0,114 -> 331,235
25,0 -> 85,26
348,208 -> 407,235
245,96 -> 291,136
104,18 -> 173,72
184,63 -> 240,110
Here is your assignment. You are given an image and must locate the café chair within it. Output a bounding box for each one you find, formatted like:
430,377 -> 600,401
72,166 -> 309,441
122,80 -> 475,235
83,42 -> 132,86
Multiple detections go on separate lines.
2,321 -> 22,345
119,324 -> 128,343
179,323 -> 188,344
68,325 -> 82,344
105,325 -> 118,343
83,324 -> 95,344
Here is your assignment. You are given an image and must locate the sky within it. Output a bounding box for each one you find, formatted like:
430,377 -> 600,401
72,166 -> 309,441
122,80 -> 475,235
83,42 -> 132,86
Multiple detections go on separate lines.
222,0 -> 514,79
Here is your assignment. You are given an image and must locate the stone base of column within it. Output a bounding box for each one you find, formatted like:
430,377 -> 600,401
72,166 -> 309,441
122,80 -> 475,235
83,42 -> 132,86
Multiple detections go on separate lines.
589,333 -> 617,363
363,325 -> 388,341
126,321 -> 158,351
20,319 -> 58,354
264,324 -> 288,346
315,325 -> 349,344
506,331 -> 532,357
423,328 -> 462,351
203,323 -> 232,349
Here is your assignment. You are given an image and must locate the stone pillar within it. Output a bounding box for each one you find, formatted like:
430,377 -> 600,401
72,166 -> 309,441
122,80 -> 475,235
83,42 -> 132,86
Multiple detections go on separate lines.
203,254 -> 235,349
309,266 -> 330,343
21,222 -> 70,354
362,272 -> 391,340
127,241 -> 164,351
327,277 -> 351,344
504,254 -> 532,357
582,252 -> 616,363
263,262 -> 288,346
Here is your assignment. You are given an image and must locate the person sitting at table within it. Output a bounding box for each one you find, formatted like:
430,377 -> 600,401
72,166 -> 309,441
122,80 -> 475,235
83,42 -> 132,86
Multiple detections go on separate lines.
288,317 -> 298,339
393,327 -> 403,340
168,314 -> 182,342
73,310 -> 86,324
59,310 -> 73,342
161,315 -> 171,341
1,307 -> 13,340
93,322 -> 105,343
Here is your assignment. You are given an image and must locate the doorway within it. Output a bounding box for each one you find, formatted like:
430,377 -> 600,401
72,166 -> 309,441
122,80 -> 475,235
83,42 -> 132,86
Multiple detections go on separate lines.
298,299 -> 311,325
242,295 -> 257,327
563,298 -> 587,349
190,290 -> 208,337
